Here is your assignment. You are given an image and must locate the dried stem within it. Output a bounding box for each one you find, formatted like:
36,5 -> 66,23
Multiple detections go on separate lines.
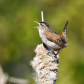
31,44 -> 59,84
31,11 -> 59,84
0,64 -> 8,84
41,11 -> 44,22
0,64 -> 29,84
8,76 -> 28,84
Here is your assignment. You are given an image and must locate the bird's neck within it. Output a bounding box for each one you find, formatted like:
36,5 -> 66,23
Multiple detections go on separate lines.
38,29 -> 45,35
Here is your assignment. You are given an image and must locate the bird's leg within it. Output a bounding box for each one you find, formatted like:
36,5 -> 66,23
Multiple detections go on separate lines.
46,50 -> 60,57
46,50 -> 53,56
56,51 -> 60,55
53,51 -> 60,58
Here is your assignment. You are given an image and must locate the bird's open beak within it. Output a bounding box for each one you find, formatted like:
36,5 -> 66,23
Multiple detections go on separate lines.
34,21 -> 40,28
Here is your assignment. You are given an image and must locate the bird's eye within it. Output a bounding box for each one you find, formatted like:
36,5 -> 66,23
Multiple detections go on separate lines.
40,23 -> 44,26
41,24 -> 43,26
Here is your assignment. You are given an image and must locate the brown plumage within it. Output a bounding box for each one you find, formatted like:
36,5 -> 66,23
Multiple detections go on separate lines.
34,20 -> 69,55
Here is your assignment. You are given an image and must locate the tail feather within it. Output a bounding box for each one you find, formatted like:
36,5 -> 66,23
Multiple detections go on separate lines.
63,20 -> 69,32
61,20 -> 69,43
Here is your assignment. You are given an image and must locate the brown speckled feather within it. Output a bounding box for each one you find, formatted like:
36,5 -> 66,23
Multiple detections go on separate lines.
61,20 -> 69,43
45,30 -> 65,47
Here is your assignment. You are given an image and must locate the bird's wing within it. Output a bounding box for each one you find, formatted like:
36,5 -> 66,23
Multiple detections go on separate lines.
45,30 -> 65,47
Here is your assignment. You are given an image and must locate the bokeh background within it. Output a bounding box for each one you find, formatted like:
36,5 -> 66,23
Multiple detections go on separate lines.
0,0 -> 84,84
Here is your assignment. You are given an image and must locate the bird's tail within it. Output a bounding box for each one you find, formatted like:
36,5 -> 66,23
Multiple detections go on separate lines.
61,20 -> 69,43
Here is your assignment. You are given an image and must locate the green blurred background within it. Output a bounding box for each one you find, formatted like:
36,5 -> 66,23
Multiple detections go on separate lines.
0,0 -> 84,84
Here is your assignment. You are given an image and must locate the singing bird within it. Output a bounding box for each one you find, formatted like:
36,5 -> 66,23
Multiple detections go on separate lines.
34,20 -> 69,55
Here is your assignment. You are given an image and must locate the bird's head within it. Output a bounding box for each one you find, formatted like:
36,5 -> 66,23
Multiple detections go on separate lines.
34,21 -> 51,31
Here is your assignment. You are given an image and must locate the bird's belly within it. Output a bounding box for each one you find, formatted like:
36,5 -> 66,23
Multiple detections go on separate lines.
46,40 -> 63,51
46,40 -> 57,48
42,37 -> 58,49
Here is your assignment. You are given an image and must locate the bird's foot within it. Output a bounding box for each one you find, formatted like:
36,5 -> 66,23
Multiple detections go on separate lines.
46,51 -> 53,56
51,51 -> 60,58
46,50 -> 60,58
